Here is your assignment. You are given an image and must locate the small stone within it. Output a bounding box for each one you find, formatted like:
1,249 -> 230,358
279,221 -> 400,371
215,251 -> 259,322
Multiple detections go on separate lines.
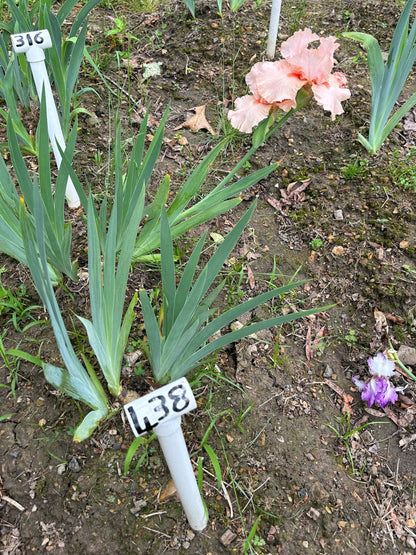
323,365 -> 333,378
310,482 -> 329,503
332,245 -> 345,256
398,345 -> 416,366
298,488 -> 308,500
334,209 -> 344,221
307,507 -> 320,520
68,457 -> 81,473
57,464 -> 66,475
185,530 -> 195,541
369,464 -> 378,478
406,536 -> 416,549
130,499 -> 147,515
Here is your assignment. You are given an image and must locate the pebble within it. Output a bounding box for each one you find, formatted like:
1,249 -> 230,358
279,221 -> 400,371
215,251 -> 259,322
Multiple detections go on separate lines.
310,482 -> 329,503
334,209 -> 344,220
298,488 -> 308,501
369,464 -> 378,478
406,536 -> 416,549
307,507 -> 320,520
323,365 -> 333,378
398,345 -> 416,366
130,499 -> 147,516
57,464 -> 66,475
332,245 -> 345,256
68,457 -> 81,473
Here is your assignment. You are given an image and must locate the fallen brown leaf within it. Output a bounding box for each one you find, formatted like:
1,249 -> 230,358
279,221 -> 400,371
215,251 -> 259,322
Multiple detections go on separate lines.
159,479 -> 177,501
246,265 -> 255,290
174,105 -> 216,135
324,378 -> 354,414
374,307 -> 388,333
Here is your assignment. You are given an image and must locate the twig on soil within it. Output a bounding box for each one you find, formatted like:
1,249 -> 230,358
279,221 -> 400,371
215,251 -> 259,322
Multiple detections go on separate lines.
142,526 -> 171,538
258,391 -> 284,407
0,494 -> 25,512
399,432 -> 416,448
222,482 -> 233,518
142,511 -> 167,519
102,73 -> 143,114
241,477 -> 270,513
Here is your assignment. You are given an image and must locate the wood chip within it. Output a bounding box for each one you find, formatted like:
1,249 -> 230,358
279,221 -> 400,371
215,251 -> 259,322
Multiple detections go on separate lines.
220,529 -> 237,546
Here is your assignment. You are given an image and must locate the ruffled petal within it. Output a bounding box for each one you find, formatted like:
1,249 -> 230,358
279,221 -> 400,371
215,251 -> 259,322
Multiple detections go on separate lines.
375,378 -> 398,408
281,28 -> 320,59
281,31 -> 339,84
248,60 -> 307,106
360,378 -> 379,407
227,95 -> 272,133
367,352 -> 395,378
352,376 -> 365,392
312,74 -> 350,120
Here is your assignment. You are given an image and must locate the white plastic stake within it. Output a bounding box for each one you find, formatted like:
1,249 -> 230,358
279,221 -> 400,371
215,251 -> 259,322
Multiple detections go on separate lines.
266,0 -> 282,59
124,377 -> 208,531
10,30 -> 80,208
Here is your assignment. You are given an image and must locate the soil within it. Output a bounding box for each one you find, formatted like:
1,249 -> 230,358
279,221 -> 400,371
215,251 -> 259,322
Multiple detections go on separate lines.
2,0 -> 416,553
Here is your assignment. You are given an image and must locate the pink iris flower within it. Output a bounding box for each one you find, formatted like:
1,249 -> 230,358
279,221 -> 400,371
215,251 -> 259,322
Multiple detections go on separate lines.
352,353 -> 398,408
228,28 -> 351,133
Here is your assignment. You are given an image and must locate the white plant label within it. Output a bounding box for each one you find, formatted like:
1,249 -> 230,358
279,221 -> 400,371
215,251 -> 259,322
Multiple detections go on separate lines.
124,377 -> 197,437
11,30 -> 52,54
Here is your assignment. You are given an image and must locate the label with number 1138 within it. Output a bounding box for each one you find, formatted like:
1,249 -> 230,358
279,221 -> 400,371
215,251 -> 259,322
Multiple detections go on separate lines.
124,377 -> 196,437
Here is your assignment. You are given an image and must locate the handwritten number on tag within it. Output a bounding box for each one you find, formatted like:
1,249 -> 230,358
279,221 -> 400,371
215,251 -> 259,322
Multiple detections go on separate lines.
126,382 -> 193,436
127,406 -> 154,436
169,384 -> 190,412
149,394 -> 169,421
13,32 -> 45,48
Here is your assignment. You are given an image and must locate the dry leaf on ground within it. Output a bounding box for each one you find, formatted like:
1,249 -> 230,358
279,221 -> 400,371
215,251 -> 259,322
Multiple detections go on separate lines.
174,105 -> 216,135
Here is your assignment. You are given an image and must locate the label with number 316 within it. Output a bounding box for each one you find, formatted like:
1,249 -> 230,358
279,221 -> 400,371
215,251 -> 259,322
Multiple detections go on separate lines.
124,377 -> 196,437
11,30 -> 52,53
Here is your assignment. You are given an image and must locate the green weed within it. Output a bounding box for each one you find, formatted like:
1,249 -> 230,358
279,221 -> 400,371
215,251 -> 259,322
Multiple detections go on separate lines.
325,413 -> 387,475
0,270 -> 43,332
341,157 -> 369,179
344,329 -> 358,348
0,331 -> 42,398
390,148 -> 416,190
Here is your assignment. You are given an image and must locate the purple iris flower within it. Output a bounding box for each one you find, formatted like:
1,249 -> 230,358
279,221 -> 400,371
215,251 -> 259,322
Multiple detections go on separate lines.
352,353 -> 398,408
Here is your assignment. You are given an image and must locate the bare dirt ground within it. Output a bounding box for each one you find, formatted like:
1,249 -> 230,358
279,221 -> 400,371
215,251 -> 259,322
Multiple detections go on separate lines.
2,0 -> 416,553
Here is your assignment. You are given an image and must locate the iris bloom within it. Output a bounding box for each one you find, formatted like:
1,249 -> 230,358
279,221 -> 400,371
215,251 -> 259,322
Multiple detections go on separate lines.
228,28 -> 351,133
352,353 -> 398,408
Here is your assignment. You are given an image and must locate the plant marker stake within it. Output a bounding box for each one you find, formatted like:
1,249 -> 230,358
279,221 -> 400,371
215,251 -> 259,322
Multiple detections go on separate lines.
266,0 -> 282,59
10,30 -> 80,208
124,377 -> 208,531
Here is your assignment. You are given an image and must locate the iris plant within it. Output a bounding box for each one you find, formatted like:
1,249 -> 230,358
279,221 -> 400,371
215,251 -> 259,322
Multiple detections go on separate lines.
228,29 -> 351,133
343,0 -> 416,153
353,352 -> 398,408
141,201 -> 329,385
